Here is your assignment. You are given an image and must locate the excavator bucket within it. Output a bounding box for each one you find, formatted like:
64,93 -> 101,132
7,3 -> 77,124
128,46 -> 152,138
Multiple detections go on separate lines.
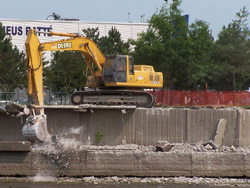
22,114 -> 51,143
4,102 -> 51,143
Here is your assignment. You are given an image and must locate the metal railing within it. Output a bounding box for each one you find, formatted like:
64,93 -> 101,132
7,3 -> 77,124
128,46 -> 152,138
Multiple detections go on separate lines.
0,92 -> 70,106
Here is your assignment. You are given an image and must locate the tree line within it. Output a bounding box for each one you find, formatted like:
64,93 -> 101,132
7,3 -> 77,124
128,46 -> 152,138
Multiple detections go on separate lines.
0,0 -> 250,96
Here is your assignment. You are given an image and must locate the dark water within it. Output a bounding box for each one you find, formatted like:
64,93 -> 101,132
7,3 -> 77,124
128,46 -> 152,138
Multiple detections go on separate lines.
0,183 -> 237,188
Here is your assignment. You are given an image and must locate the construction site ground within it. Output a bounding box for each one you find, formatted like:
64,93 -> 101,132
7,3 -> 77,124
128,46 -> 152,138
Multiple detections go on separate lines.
1,176 -> 250,188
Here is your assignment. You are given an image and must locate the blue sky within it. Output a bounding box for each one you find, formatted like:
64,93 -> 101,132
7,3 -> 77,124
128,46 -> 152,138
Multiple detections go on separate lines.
1,0 -> 250,38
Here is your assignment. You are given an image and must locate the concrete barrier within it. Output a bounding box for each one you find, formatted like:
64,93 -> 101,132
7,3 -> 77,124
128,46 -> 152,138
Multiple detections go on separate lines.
0,107 -> 250,146
0,150 -> 250,177
192,153 -> 244,177
239,109 -> 250,146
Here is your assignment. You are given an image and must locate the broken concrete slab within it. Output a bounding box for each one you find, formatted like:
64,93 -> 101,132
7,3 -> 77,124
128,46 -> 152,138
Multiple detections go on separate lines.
156,141 -> 173,152
0,141 -> 31,151
202,140 -> 218,150
5,103 -> 24,115
214,119 -> 227,146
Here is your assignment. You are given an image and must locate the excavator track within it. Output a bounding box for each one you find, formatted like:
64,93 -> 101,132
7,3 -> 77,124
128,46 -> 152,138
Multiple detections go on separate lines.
70,90 -> 155,108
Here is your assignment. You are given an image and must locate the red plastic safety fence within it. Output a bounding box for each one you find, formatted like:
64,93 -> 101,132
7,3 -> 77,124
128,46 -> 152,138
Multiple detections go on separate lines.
149,90 -> 250,106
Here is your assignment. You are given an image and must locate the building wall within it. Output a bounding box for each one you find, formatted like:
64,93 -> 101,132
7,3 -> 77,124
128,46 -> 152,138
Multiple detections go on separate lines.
0,19 -> 148,60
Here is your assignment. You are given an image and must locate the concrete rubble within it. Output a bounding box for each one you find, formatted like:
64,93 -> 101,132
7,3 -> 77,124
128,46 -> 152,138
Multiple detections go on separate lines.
2,134 -> 250,181
1,176 -> 250,186
33,134 -> 250,154
31,135 -> 250,159
32,138 -> 239,154
155,141 -> 173,152
67,176 -> 250,185
10,137 -> 248,178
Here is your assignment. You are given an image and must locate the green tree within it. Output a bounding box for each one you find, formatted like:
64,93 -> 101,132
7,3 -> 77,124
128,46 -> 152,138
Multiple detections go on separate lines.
131,1 -> 213,89
188,20 -> 214,89
99,27 -> 130,55
82,27 -> 101,44
211,7 -> 250,91
45,51 -> 87,94
83,26 -> 130,56
0,22 -> 26,95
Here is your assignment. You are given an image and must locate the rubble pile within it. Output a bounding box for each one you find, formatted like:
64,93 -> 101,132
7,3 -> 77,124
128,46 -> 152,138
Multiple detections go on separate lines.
78,176 -> 250,186
169,143 -> 240,153
19,139 -> 250,186
33,137 -> 250,155
1,176 -> 250,186
41,149 -> 76,170
29,134 -> 250,185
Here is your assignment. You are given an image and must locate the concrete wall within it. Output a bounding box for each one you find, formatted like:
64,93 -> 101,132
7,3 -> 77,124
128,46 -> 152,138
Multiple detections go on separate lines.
0,150 -> 249,177
0,113 -> 25,141
239,109 -> 250,146
0,107 -> 250,146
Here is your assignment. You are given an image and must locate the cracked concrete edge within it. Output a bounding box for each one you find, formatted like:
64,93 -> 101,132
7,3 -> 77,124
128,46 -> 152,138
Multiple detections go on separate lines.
214,119 -> 227,146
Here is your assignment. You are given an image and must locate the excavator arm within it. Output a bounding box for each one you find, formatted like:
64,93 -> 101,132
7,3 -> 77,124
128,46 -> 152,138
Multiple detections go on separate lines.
40,31 -> 106,87
22,29 -> 50,142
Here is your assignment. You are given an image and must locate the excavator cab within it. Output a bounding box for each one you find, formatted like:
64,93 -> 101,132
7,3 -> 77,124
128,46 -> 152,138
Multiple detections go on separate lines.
103,55 -> 133,85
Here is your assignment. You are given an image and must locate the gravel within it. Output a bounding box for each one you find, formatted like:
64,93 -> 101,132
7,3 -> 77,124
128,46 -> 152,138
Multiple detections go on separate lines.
1,176 -> 250,186
33,138 -> 250,154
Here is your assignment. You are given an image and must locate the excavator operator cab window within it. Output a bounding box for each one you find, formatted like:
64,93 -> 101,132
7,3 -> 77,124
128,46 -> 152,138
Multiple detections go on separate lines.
117,58 -> 126,71
129,56 -> 134,75
103,55 -> 127,83
115,56 -> 127,82
103,56 -> 116,83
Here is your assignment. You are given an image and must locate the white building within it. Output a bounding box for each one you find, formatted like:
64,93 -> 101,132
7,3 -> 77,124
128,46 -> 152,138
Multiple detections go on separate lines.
0,19 -> 148,59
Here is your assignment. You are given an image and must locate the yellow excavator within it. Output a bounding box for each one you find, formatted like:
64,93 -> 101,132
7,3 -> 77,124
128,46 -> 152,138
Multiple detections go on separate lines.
21,29 -> 163,143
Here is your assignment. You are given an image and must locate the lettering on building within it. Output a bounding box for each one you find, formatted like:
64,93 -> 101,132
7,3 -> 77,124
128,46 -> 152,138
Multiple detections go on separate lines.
2,25 -> 53,36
